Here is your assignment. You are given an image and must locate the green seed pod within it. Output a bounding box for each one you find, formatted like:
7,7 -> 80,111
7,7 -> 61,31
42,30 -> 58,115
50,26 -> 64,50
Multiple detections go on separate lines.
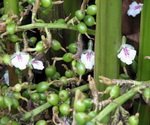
110,85 -> 120,98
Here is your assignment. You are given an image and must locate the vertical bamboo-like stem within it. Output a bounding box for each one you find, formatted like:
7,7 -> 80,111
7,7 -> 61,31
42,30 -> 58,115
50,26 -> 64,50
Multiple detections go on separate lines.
4,0 -> 19,86
94,0 -> 122,91
137,0 -> 150,124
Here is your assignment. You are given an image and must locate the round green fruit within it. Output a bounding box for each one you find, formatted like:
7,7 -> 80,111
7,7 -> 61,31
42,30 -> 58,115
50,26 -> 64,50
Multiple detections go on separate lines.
75,10 -> 85,20
51,72 -> 60,80
35,41 -> 44,52
59,90 -> 69,102
76,61 -> 86,75
52,39 -> 62,51
77,22 -> 87,34
30,93 -> 40,101
86,5 -> 97,16
67,43 -> 77,54
65,70 -> 74,78
110,85 -> 120,99
12,98 -> 19,109
75,112 -> 89,125
0,116 -> 10,125
60,76 -> 68,85
13,84 -> 22,92
2,54 -> 11,65
84,15 -> 95,27
36,81 -> 49,93
63,53 -> 73,62
29,37 -> 37,46
74,100 -> 86,112
45,65 -> 56,78
83,98 -> 93,109
36,120 -> 47,125
59,103 -> 71,116
4,96 -> 13,110
47,93 -> 59,106
9,34 -> 20,43
41,0 -> 52,8
128,115 -> 139,125
39,93 -> 47,100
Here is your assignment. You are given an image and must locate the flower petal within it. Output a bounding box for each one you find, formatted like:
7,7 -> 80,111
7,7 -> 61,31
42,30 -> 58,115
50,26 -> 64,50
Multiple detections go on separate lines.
81,50 -> 95,70
117,44 -> 136,65
31,59 -> 44,70
11,52 -> 30,70
127,1 -> 143,17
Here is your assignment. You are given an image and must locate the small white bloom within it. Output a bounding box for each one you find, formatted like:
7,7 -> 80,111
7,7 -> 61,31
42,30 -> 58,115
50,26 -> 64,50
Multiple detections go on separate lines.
11,52 -> 30,70
30,59 -> 44,70
127,1 -> 143,17
117,44 -> 136,65
81,50 -> 95,70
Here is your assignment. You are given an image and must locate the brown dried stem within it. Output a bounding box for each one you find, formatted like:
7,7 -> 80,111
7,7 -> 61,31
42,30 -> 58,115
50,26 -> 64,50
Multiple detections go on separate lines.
99,76 -> 149,86
88,75 -> 99,111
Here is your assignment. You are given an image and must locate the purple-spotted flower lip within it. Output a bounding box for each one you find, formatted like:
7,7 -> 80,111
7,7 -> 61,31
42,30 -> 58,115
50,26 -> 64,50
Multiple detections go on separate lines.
11,52 -> 30,70
127,1 -> 143,17
117,44 -> 136,65
30,59 -> 44,70
81,49 -> 95,70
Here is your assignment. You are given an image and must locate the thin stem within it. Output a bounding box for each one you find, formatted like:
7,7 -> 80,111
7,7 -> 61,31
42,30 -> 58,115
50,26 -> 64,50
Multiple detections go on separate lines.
17,23 -> 95,35
71,84 -> 89,93
22,102 -> 51,121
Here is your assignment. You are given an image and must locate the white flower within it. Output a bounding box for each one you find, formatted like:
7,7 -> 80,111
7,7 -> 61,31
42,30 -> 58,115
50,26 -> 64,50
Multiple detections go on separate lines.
11,52 -> 30,70
127,1 -> 143,17
81,50 -> 95,70
117,44 -> 136,65
30,59 -> 44,70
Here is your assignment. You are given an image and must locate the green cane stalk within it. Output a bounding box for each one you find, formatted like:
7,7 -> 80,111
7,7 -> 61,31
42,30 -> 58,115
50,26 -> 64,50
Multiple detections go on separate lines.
136,0 -> 150,124
94,0 -> 121,91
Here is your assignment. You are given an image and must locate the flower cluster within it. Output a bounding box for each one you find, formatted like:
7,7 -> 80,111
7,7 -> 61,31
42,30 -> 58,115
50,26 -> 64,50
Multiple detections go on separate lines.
127,1 -> 143,17
11,52 -> 44,70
